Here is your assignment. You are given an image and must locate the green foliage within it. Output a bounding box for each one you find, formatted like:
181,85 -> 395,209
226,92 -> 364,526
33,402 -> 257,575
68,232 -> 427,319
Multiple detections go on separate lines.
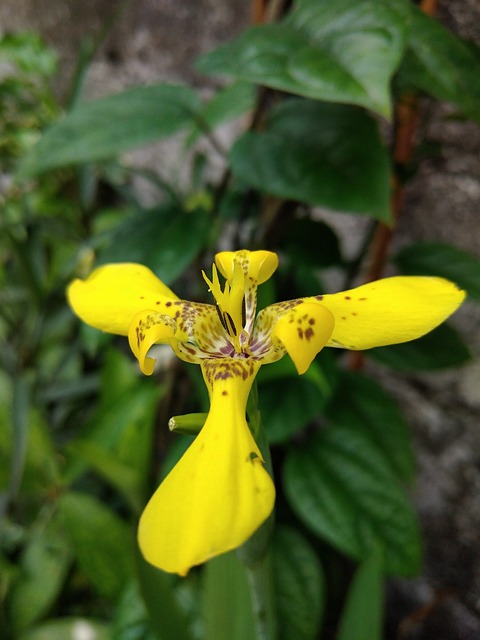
2,2 -> 478,638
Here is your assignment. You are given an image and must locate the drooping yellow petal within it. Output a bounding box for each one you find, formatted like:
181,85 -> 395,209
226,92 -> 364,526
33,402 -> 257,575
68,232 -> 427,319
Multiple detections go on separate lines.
309,276 -> 465,350
67,263 -> 179,335
138,358 -> 275,576
128,310 -> 176,375
271,302 -> 335,374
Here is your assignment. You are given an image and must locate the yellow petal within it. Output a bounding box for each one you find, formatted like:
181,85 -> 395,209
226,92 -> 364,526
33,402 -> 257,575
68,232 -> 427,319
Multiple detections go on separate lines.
67,263 -> 179,335
310,276 -> 465,350
215,250 -> 278,284
138,358 -> 275,576
128,310 -> 176,375
271,302 -> 335,374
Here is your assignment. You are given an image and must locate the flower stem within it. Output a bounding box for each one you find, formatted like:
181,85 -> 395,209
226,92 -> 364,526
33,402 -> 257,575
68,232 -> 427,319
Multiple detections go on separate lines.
245,552 -> 277,640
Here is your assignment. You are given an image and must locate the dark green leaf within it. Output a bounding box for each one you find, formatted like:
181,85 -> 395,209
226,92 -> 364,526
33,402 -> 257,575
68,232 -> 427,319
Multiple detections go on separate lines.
272,526 -> 325,640
399,6 -> 480,123
259,376 -> 327,444
283,425 -> 422,576
336,546 -> 384,640
230,100 -> 391,221
198,0 -> 409,117
18,84 -> 200,177
369,323 -> 471,371
135,548 -> 194,640
202,552 -> 256,640
326,371 -> 415,482
59,492 -> 133,598
98,206 -> 210,285
394,242 -> 480,302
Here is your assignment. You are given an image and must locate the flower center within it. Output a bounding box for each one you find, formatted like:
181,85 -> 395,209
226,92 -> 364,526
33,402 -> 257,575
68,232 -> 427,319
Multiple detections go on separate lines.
203,261 -> 247,354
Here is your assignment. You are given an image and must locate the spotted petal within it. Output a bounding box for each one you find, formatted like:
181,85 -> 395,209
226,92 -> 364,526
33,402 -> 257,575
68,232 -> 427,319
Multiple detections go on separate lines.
138,359 -> 275,576
310,276 -> 465,350
67,263 -> 179,335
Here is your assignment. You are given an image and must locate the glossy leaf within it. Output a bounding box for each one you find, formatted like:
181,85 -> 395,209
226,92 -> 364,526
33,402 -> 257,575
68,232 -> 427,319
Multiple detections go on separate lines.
399,5 -> 480,123
325,371 -> 415,482
336,546 -> 384,640
369,322 -> 471,371
394,242 -> 480,302
272,526 -> 325,640
198,0 -> 409,117
230,99 -> 391,221
18,84 -> 200,177
97,205 -> 211,285
59,492 -> 133,599
202,552 -> 256,640
283,425 -> 422,576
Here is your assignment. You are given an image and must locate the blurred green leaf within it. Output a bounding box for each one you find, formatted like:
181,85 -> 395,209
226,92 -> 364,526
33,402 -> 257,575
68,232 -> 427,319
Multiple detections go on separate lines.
7,516 -> 72,632
187,81 -> 255,145
230,99 -> 391,221
97,206 -> 210,284
19,618 -> 109,640
59,492 -> 133,599
394,242 -> 480,302
272,526 -> 325,640
336,545 -> 384,640
67,441 -> 143,513
112,581 -> 157,640
202,552 -> 256,640
399,5 -> 480,123
8,375 -> 30,504
198,0 -> 409,117
18,84 -> 201,177
326,371 -> 415,482
283,423 -> 422,576
369,323 -> 471,371
135,548 -> 194,640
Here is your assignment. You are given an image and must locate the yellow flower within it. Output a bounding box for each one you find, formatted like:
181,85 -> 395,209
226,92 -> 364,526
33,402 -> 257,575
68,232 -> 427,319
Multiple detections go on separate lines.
67,250 -> 465,576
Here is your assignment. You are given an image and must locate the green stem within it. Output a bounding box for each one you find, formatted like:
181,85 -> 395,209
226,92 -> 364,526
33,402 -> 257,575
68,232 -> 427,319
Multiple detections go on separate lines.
245,552 -> 277,640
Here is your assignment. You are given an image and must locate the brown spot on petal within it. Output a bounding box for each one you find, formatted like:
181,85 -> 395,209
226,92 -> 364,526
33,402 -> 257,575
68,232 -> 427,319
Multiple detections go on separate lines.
305,327 -> 314,341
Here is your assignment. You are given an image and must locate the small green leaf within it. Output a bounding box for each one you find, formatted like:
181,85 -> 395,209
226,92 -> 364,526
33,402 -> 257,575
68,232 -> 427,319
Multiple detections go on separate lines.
326,371 -> 415,482
97,205 -> 211,285
283,425 -> 421,576
272,526 -> 325,640
59,492 -> 133,598
399,6 -> 480,123
336,546 -> 384,640
202,552 -> 256,640
369,323 -> 471,371
230,99 -> 391,221
18,84 -> 200,177
394,242 -> 480,302
198,0 -> 409,117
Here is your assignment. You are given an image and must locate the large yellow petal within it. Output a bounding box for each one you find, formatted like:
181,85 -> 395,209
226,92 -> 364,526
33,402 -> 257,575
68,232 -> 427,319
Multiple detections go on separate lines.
67,263 -> 179,335
138,358 -> 275,576
309,276 -> 465,350
271,302 -> 335,374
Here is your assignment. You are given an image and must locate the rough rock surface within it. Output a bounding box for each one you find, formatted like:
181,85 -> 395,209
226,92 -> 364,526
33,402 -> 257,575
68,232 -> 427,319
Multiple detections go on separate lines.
1,0 -> 480,637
